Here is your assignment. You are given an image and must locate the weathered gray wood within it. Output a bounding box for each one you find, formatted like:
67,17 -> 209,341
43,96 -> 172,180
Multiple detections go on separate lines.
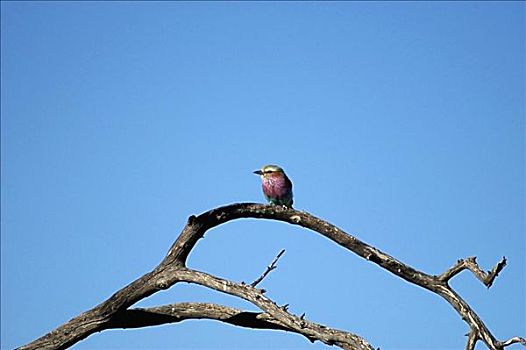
17,203 -> 524,350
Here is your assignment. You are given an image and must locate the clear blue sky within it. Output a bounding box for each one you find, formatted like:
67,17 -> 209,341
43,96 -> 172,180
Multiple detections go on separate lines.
1,2 -> 524,349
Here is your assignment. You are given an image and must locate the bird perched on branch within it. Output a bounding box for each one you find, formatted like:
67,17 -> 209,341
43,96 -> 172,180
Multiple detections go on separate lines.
253,165 -> 294,208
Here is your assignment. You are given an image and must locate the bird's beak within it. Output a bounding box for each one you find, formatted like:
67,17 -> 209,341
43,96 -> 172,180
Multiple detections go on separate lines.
253,170 -> 263,175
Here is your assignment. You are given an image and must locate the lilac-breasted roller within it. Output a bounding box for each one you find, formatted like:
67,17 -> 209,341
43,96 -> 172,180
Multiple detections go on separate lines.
253,165 -> 294,208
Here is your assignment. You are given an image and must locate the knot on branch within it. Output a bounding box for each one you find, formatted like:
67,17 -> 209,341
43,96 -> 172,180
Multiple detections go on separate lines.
187,215 -> 197,225
290,215 -> 302,223
156,279 -> 169,290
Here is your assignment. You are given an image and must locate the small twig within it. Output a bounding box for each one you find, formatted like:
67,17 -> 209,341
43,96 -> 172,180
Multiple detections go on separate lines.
497,337 -> 526,347
438,256 -> 507,288
251,249 -> 286,287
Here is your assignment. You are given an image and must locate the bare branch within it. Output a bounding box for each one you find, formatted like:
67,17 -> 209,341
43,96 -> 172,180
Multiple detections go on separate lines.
439,256 -> 507,288
174,268 -> 374,350
106,301 -> 372,349
18,203 -> 523,350
105,302 -> 289,331
251,249 -> 286,287
497,337 -> 526,348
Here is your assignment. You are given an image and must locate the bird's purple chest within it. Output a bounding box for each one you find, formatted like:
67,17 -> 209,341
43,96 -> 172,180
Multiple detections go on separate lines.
262,176 -> 288,197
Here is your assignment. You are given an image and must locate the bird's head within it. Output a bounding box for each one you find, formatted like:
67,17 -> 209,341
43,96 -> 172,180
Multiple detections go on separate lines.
253,164 -> 285,179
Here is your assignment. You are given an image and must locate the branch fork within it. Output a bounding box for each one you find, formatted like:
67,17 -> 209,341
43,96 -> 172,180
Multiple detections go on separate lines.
439,256 -> 507,288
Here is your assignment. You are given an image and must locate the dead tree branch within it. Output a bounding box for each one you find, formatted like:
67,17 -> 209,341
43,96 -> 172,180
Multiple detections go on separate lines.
174,267 -> 372,350
439,256 -> 507,288
497,337 -> 526,347
18,203 -> 524,350
105,302 -> 289,331
105,300 -> 371,350
250,249 -> 286,287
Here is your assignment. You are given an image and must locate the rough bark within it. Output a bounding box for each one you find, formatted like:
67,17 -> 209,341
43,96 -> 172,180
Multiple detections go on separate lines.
17,203 -> 525,350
